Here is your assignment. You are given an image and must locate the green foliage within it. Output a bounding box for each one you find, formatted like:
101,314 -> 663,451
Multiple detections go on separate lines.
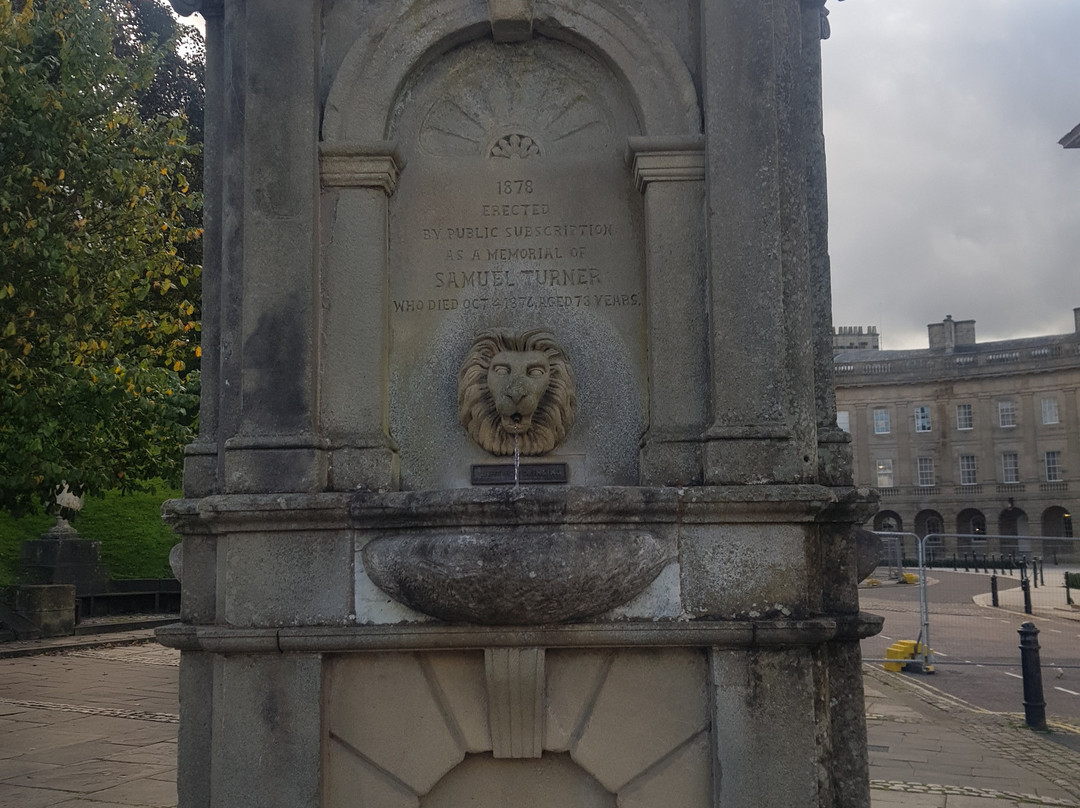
0,506 -> 51,584
0,0 -> 202,515
1067,572 -> 1080,589
0,483 -> 179,585
75,484 -> 179,578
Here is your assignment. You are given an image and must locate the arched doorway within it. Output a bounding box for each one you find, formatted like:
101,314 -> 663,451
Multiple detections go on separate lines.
873,510 -> 905,563
1041,506 -> 1075,564
873,511 -> 903,532
915,509 -> 944,561
955,508 -> 987,553
998,505 -> 1029,556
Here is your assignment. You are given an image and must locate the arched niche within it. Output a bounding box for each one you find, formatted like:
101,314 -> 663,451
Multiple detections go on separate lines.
321,0 -> 700,142
318,0 -> 706,489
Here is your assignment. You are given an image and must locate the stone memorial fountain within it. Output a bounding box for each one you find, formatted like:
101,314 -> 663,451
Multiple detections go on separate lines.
161,1 -> 880,806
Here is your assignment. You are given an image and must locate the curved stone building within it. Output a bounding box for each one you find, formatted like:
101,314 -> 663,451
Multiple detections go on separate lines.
835,311 -> 1079,558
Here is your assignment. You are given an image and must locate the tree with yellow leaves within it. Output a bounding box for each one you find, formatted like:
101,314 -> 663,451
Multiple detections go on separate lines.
0,0 -> 201,514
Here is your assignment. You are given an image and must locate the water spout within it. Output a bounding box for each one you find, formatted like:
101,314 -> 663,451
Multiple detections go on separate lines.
514,435 -> 521,487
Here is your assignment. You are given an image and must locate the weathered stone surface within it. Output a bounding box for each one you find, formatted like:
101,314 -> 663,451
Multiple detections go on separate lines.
710,647 -> 820,808
616,730 -> 711,808
425,652 -> 492,753
223,531 -> 353,626
325,741 -> 420,808
362,525 -> 672,624
424,754 -> 615,808
544,650 -> 611,753
177,652 -> 213,808
679,522 -> 808,619
212,654 -> 322,808
571,649 -> 709,792
326,654 -> 466,795
855,528 -> 884,582
6,584 -> 75,638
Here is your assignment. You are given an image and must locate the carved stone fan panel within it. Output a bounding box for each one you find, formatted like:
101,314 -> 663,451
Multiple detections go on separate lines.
396,39 -> 627,159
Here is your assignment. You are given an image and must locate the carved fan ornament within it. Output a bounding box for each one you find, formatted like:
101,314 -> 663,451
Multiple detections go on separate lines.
490,133 -> 541,159
457,329 -> 577,456
411,40 -> 617,158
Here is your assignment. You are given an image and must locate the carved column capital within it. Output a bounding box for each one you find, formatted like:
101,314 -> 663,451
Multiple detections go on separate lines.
319,142 -> 404,194
625,136 -> 706,193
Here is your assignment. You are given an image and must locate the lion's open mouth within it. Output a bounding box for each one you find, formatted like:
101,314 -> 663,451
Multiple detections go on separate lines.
501,412 -> 532,433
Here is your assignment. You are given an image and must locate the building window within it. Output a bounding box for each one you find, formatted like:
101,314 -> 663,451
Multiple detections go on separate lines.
873,408 -> 890,435
956,403 -> 973,430
1001,452 -> 1019,484
916,456 -> 935,487
1042,398 -> 1060,425
875,459 -> 894,488
836,411 -> 850,434
998,400 -> 1016,428
959,454 -> 977,486
914,406 -> 932,433
1045,451 -> 1062,482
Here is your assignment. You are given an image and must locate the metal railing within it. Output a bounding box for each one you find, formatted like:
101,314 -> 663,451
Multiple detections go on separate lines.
868,532 -> 1080,673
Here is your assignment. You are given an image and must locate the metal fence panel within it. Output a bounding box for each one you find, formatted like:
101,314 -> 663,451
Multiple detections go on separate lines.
861,533 -> 1080,727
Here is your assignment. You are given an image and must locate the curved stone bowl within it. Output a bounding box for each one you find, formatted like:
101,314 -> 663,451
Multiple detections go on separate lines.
355,487 -> 677,625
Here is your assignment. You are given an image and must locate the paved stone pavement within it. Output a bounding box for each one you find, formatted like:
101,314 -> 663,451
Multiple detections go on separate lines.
0,631 -> 1078,807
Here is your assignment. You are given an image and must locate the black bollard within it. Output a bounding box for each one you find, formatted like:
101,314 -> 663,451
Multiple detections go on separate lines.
1039,559 -> 1045,587
991,574 -> 999,607
1022,579 -> 1032,615
963,553 -> 970,572
1018,622 -> 1048,731
952,554 -> 957,571
1067,573 -> 1074,607
1032,560 -> 1039,589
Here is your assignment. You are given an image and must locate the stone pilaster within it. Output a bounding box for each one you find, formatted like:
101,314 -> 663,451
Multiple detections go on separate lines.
802,0 -> 853,486
319,143 -> 403,491
220,0 -> 326,494
627,137 -> 708,486
182,0 -> 224,498
700,0 -> 805,484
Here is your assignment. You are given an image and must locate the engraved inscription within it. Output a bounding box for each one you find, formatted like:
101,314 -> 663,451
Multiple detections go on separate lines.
470,463 -> 568,485
396,173 -> 638,314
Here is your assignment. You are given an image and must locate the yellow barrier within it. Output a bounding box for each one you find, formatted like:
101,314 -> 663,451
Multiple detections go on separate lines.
883,640 -> 934,673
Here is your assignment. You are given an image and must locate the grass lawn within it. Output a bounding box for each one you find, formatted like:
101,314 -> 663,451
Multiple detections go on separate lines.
0,483 -> 180,586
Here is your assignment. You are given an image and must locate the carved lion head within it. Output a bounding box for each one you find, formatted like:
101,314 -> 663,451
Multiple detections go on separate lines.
457,329 -> 577,456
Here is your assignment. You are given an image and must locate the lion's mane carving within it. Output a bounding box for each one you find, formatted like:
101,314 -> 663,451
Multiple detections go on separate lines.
457,329 -> 577,456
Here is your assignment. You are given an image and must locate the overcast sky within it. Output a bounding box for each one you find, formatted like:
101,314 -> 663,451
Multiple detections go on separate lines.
821,0 -> 1080,349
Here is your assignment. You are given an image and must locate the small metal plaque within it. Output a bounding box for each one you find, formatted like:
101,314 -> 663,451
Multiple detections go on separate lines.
471,463 -> 568,486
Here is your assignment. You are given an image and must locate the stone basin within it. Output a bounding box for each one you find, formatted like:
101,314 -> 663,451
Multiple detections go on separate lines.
354,486 -> 678,625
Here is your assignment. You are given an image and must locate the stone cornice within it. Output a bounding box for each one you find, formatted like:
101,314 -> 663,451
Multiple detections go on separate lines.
319,142 -> 404,193
625,136 -> 705,192
156,616 -> 863,654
